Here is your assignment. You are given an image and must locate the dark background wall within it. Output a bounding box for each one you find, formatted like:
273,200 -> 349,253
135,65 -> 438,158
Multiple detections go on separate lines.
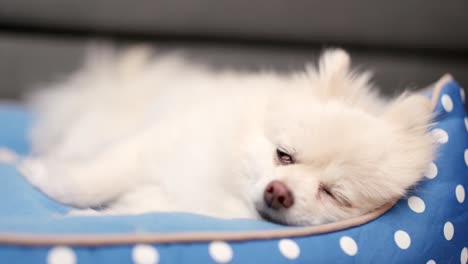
0,0 -> 467,100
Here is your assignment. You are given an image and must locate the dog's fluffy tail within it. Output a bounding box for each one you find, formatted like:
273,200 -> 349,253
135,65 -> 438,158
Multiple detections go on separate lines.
24,45 -> 158,156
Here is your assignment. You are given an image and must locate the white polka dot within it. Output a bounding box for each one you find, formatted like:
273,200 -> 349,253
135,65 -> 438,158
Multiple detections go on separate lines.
132,244 -> 159,264
465,117 -> 468,132
394,230 -> 411,250
408,196 -> 425,213
432,129 -> 449,144
461,247 -> 468,264
465,149 -> 468,167
427,260 -> 436,264
424,162 -> 438,179
209,241 -> 233,263
339,236 -> 358,256
278,239 -> 300,260
47,246 -> 76,264
456,185 -> 465,203
442,94 -> 454,112
444,221 -> 454,241
461,88 -> 466,103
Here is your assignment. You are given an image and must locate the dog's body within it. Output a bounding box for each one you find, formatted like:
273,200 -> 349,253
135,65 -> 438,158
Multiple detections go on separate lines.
20,48 -> 434,226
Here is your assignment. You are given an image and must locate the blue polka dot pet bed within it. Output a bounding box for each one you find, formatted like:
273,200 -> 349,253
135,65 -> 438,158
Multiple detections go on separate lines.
0,75 -> 467,264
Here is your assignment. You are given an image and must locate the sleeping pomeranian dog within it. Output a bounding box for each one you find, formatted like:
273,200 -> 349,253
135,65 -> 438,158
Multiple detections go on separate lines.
19,47 -> 434,226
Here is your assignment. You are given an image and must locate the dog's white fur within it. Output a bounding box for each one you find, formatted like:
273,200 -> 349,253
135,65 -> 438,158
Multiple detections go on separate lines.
20,47 -> 434,226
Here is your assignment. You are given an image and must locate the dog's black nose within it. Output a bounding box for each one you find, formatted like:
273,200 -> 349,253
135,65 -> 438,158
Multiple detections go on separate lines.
264,180 -> 294,209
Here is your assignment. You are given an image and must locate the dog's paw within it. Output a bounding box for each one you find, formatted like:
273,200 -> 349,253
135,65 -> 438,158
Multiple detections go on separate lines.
18,158 -> 49,187
67,208 -> 101,216
0,148 -> 19,164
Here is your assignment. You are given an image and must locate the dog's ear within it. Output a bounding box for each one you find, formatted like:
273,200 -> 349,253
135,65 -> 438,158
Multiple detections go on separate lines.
318,49 -> 351,79
383,94 -> 433,131
311,49 -> 373,99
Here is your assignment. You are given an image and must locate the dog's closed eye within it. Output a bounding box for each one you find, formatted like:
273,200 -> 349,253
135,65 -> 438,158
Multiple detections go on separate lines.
276,148 -> 295,165
319,183 -> 352,208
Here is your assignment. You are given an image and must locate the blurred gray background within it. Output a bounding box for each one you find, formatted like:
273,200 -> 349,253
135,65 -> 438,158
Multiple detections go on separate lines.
0,0 -> 467,101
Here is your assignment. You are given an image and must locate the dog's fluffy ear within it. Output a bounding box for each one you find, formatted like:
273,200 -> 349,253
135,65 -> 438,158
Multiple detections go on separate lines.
384,94 -> 433,131
319,49 -> 351,79
312,49 -> 374,100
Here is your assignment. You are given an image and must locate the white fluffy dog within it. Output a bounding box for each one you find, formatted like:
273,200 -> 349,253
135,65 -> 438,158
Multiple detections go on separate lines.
20,47 -> 434,226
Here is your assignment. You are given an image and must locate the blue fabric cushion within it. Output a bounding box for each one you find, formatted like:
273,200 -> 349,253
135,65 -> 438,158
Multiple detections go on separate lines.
0,79 -> 467,263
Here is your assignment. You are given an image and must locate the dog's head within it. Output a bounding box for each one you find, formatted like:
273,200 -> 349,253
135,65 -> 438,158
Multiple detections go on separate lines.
250,50 -> 434,226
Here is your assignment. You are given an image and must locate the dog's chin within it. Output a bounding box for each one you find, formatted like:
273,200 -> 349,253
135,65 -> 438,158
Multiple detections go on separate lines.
255,200 -> 332,226
256,206 -> 336,226
254,202 -> 297,226
256,207 -> 287,225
